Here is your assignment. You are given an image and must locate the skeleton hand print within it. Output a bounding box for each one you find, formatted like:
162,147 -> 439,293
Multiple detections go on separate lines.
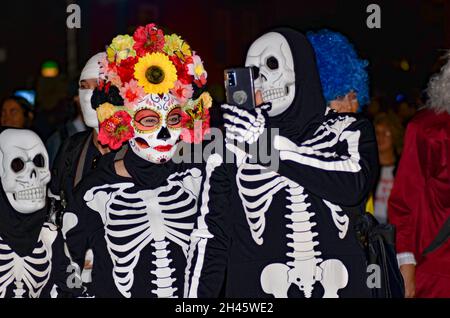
222,104 -> 270,145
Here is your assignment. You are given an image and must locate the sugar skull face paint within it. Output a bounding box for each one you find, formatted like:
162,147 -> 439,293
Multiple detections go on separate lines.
129,93 -> 182,163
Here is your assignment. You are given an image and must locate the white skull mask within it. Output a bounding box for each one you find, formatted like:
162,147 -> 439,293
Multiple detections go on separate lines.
129,93 -> 182,164
0,129 -> 50,214
245,32 -> 296,117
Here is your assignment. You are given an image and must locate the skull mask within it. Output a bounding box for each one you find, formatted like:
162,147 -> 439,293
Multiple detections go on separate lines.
129,93 -> 183,164
245,32 -> 296,117
0,129 -> 50,214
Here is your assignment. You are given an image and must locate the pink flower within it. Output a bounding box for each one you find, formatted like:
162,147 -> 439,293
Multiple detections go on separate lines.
98,56 -> 110,80
120,79 -> 145,109
99,60 -> 122,87
107,70 -> 123,88
170,81 -> 194,105
187,53 -> 207,87
99,57 -> 117,84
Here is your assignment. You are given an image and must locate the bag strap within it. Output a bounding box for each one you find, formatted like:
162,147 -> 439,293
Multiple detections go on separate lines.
114,144 -> 129,162
73,131 -> 93,188
423,217 -> 450,256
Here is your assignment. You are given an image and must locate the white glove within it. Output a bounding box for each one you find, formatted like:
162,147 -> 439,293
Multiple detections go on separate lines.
222,104 -> 271,144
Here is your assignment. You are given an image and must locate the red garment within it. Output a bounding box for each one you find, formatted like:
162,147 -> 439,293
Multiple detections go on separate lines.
388,108 -> 450,298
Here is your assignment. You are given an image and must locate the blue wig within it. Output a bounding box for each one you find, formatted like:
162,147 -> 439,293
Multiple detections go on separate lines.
307,29 -> 370,111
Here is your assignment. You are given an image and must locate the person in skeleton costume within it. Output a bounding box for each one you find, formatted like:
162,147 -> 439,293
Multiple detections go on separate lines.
0,128 -> 81,298
186,28 -> 378,298
63,24 -> 211,298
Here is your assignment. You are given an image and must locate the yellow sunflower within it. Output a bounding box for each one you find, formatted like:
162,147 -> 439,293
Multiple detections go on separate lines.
134,52 -> 178,95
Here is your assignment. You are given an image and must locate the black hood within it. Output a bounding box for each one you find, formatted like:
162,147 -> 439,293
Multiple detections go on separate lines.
268,28 -> 326,140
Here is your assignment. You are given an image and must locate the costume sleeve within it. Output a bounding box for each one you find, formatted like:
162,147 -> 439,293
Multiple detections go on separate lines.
388,121 -> 424,255
185,154 -> 231,298
62,193 -> 90,271
397,252 -> 417,266
274,117 -> 378,206
51,230 -> 85,297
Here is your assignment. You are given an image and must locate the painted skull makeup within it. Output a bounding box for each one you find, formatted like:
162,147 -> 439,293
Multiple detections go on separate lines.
245,32 -> 296,117
129,93 -> 182,164
0,129 -> 50,214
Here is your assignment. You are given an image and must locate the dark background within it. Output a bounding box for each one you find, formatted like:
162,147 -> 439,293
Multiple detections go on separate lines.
1,0 -> 449,103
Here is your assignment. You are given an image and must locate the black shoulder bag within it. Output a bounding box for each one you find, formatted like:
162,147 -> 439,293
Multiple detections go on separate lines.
353,212 -> 405,298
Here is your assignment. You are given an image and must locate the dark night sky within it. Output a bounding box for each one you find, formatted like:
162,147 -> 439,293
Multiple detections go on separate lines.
0,0 -> 449,104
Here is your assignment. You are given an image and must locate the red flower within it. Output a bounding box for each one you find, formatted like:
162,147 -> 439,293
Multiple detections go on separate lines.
116,56 -> 138,83
170,55 -> 192,85
98,80 -> 112,93
98,111 -> 134,150
133,23 -> 165,56
194,74 -> 207,88
180,108 -> 210,144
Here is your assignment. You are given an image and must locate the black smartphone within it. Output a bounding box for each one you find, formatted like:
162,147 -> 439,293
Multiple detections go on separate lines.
224,67 -> 256,111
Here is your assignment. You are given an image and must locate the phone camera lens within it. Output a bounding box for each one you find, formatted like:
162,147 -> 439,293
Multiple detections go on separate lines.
227,72 -> 236,86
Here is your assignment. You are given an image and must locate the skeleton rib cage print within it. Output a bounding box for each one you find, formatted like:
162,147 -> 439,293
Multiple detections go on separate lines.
187,112 -> 378,298
0,224 -> 61,298
64,165 -> 203,298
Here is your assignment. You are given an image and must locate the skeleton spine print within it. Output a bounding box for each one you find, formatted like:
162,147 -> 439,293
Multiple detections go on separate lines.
235,153 -> 349,298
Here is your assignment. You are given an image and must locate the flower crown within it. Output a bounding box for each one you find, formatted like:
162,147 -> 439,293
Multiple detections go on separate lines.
93,23 -> 211,149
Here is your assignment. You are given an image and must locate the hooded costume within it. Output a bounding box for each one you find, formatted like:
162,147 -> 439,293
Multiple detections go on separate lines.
62,23 -> 212,298
0,128 -> 80,298
185,28 -> 378,298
